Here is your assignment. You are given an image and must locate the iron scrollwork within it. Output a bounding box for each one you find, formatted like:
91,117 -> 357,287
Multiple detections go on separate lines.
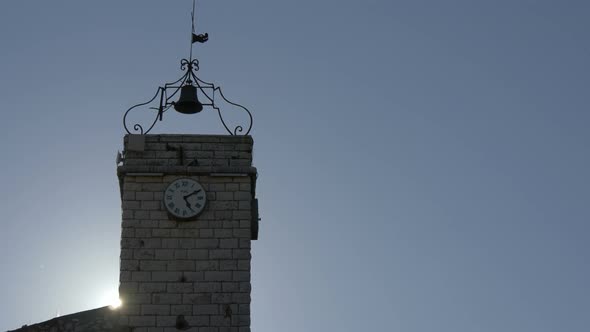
123,58 -> 253,135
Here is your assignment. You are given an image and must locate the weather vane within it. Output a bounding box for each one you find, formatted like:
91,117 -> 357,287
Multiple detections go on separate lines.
123,0 -> 253,135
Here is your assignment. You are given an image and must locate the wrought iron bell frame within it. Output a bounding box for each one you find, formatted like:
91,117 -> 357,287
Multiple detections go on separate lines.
123,57 -> 253,136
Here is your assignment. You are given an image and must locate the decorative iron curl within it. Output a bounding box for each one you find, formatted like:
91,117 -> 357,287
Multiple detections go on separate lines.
123,58 -> 253,135
211,84 -> 253,136
123,88 -> 162,135
180,59 -> 200,72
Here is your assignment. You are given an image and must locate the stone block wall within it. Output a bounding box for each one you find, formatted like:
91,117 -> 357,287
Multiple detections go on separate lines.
117,135 -> 257,332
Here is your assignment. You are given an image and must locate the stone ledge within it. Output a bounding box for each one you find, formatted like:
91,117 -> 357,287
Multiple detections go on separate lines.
117,166 -> 258,178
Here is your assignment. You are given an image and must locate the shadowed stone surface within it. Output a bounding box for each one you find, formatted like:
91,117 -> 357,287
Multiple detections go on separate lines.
116,135 -> 256,331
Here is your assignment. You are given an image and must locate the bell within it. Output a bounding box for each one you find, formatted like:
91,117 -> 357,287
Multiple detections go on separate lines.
174,85 -> 203,114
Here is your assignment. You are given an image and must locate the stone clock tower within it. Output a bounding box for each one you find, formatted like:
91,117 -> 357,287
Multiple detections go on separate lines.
117,134 -> 258,331
5,5 -> 261,332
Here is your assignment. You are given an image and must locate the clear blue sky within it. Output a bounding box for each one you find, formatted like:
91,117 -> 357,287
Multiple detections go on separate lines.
1,1 -> 589,331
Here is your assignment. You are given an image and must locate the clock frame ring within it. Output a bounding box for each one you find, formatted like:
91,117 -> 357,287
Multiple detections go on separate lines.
163,177 -> 207,221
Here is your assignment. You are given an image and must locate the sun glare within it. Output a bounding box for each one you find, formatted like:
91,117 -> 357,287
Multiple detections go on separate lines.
100,289 -> 122,310
109,297 -> 122,310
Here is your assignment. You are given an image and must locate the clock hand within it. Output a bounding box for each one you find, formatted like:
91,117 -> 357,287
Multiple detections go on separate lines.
183,189 -> 202,200
184,199 -> 194,211
182,189 -> 202,212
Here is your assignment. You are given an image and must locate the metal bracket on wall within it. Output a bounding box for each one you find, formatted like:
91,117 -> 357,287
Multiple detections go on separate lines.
166,144 -> 185,166
251,198 -> 259,240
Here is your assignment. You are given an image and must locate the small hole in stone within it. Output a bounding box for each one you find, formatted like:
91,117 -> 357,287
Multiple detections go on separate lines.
224,304 -> 233,318
180,275 -> 187,282
139,240 -> 145,248
176,315 -> 190,330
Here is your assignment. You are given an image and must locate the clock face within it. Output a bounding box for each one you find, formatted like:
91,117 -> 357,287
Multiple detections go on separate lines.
164,178 -> 207,220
